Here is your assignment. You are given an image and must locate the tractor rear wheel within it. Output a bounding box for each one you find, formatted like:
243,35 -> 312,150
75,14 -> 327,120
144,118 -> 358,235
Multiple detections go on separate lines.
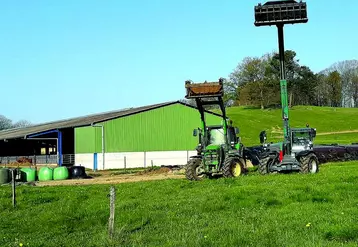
223,157 -> 245,178
300,153 -> 319,174
185,158 -> 205,181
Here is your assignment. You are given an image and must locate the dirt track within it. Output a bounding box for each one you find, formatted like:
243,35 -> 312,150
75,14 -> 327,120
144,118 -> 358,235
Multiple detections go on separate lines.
36,172 -> 185,187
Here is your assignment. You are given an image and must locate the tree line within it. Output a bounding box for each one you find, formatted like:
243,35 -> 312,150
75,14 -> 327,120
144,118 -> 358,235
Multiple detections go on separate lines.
223,50 -> 358,109
0,115 -> 31,131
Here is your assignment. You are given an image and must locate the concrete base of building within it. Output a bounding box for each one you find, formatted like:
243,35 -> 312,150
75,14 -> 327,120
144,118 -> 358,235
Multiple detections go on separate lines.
75,150 -> 198,170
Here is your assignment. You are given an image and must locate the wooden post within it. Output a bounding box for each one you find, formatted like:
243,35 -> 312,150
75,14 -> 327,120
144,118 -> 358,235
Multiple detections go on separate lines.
108,186 -> 116,239
12,169 -> 16,208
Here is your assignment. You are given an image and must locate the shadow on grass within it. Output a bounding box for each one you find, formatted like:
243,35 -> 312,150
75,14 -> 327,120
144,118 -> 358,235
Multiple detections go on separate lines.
325,227 -> 358,243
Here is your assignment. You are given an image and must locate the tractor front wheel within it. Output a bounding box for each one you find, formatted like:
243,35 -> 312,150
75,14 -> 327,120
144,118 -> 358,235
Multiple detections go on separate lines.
223,157 -> 245,178
300,153 -> 319,174
185,158 -> 205,181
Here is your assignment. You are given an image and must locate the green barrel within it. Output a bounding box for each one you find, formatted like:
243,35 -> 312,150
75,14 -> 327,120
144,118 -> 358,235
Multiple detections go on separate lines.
20,168 -> 37,182
0,168 -> 10,184
53,167 -> 69,180
38,167 -> 54,181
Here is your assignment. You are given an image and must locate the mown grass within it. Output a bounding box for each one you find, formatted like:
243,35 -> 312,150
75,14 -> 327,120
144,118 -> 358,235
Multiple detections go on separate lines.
224,105 -> 358,146
1,162 -> 358,246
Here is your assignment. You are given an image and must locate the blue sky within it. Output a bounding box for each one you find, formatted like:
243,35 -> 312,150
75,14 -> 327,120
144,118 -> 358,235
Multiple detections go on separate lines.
1,0 -> 357,123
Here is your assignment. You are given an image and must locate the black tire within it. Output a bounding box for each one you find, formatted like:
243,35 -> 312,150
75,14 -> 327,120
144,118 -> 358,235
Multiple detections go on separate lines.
258,156 -> 270,175
300,153 -> 319,174
185,158 -> 205,181
222,157 -> 245,178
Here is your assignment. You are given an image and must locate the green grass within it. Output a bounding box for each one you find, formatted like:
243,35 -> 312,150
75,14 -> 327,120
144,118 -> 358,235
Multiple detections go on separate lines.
1,162 -> 358,246
223,105 -> 358,146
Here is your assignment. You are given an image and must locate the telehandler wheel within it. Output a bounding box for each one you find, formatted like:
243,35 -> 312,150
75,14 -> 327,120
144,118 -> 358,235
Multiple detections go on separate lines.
222,157 -> 245,178
300,153 -> 319,174
185,158 -> 205,181
258,156 -> 270,175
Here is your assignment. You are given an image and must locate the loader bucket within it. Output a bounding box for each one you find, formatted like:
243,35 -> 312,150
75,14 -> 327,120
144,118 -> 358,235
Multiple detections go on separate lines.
185,80 -> 224,99
254,0 -> 308,27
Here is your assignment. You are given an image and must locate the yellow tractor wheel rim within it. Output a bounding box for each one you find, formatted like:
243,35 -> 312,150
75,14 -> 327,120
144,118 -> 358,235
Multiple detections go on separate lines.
233,162 -> 242,177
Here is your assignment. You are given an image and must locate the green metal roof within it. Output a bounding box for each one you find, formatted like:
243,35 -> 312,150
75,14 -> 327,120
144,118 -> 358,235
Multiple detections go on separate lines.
0,100 -> 222,140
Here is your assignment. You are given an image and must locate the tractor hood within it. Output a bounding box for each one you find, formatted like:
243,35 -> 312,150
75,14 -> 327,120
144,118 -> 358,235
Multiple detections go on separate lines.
205,144 -> 220,151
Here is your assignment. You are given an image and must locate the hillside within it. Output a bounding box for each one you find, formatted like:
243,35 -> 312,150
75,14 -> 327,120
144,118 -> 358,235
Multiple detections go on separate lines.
223,106 -> 358,146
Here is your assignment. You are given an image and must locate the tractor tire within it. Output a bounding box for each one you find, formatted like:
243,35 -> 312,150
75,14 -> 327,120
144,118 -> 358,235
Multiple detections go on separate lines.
222,157 -> 245,178
300,153 -> 319,174
185,158 -> 205,181
258,156 -> 270,175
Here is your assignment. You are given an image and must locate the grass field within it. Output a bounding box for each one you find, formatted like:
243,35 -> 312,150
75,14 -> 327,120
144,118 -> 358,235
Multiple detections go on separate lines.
1,162 -> 358,247
224,105 -> 358,146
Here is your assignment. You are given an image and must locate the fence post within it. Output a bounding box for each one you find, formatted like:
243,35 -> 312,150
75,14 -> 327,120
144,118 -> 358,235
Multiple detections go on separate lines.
12,169 -> 16,208
124,156 -> 126,170
144,152 -> 146,168
187,150 -> 189,162
151,160 -> 154,168
108,186 -> 116,239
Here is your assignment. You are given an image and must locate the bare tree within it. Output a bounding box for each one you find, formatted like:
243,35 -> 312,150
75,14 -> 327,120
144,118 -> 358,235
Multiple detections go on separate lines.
12,120 -> 32,128
321,60 -> 358,107
351,71 -> 358,107
0,115 -> 32,131
0,115 -> 13,131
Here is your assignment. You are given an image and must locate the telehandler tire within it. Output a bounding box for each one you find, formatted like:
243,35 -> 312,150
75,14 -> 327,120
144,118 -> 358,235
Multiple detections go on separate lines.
258,156 -> 270,175
300,153 -> 319,174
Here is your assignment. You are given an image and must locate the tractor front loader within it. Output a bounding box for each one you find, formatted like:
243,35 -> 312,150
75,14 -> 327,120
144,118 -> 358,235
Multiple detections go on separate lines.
184,78 -> 247,181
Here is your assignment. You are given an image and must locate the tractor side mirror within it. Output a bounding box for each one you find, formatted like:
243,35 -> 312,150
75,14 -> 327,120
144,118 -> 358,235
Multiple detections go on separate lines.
259,130 -> 267,144
193,129 -> 198,137
311,128 -> 316,138
234,127 -> 239,135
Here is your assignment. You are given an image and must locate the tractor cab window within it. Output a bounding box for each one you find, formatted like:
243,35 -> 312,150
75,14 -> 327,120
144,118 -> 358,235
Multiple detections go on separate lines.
292,131 -> 311,144
208,128 -> 225,145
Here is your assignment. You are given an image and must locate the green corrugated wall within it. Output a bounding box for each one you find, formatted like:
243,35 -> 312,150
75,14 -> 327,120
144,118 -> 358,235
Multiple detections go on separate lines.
75,103 -> 222,153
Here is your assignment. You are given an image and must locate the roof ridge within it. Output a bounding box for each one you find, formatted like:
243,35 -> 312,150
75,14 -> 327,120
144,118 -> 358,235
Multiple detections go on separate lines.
0,100 -> 180,139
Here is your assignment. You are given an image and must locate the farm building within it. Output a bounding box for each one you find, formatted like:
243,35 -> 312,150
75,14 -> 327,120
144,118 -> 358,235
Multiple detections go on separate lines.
0,101 -> 222,170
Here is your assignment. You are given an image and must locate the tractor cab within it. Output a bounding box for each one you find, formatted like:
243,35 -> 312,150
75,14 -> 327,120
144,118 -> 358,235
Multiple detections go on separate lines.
193,124 -> 240,154
290,128 -> 316,153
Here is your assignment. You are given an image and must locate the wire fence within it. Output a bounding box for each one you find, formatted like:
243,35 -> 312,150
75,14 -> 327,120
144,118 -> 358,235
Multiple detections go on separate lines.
0,154 -> 75,166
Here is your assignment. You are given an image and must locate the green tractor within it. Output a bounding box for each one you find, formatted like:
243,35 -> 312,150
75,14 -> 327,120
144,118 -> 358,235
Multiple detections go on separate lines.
254,0 -> 320,175
184,78 -> 247,181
